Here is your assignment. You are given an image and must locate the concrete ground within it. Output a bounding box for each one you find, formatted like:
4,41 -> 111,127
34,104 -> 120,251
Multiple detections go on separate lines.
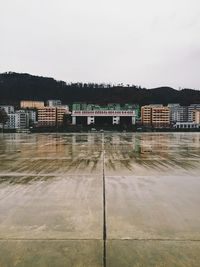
0,133 -> 200,267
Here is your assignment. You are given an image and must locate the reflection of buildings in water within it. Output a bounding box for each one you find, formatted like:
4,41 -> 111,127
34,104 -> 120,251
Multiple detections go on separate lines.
137,133 -> 200,161
70,134 -> 102,161
0,133 -> 39,154
1,133 -> 200,172
192,135 -> 200,148
87,135 -> 95,144
139,134 -> 169,157
111,135 -> 121,144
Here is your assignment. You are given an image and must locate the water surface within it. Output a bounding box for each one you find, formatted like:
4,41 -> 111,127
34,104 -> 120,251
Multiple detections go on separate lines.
0,133 -> 200,266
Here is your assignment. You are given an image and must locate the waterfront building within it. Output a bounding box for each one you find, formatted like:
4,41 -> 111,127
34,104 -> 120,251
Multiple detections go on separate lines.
173,122 -> 200,129
37,107 -> 56,127
141,105 -> 155,126
0,105 -> 15,114
57,106 -> 69,124
3,110 -> 29,129
15,110 -> 29,129
141,105 -> 170,128
26,110 -> 37,126
152,106 -> 170,128
37,106 -> 69,127
188,104 -> 200,122
20,100 -> 44,109
168,104 -> 188,124
193,110 -> 200,124
4,113 -> 16,129
0,105 -> 16,129
71,103 -> 138,126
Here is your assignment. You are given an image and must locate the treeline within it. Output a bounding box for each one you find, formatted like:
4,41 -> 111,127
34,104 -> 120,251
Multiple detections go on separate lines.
0,72 -> 200,106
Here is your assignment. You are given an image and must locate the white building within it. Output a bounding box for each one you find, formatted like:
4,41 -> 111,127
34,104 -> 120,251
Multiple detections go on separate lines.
4,108 -> 29,129
173,122 -> 200,129
71,110 -> 136,126
0,105 -> 15,129
15,110 -> 29,129
168,104 -> 188,124
4,114 -> 16,129
26,110 -> 37,125
47,100 -> 62,107
0,105 -> 15,114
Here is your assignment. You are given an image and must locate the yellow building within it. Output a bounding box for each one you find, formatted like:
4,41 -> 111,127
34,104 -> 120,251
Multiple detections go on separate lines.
20,100 -> 44,109
141,105 -> 170,128
193,110 -> 200,124
37,107 -> 68,127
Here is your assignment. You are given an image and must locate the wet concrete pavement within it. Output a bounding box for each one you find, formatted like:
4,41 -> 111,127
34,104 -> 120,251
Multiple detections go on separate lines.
0,133 -> 200,266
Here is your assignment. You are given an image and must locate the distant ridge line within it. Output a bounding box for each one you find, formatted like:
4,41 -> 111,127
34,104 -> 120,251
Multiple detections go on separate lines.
0,72 -> 200,105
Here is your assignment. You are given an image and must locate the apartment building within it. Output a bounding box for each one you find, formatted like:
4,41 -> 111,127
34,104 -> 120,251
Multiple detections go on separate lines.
15,110 -> 29,129
141,105 -> 170,128
3,110 -> 29,129
37,106 -> 69,127
0,105 -> 15,114
141,105 -> 155,125
152,106 -> 170,128
5,114 -> 16,129
188,104 -> 200,122
0,105 -> 15,129
193,110 -> 200,124
0,105 -> 36,129
26,110 -> 37,125
168,104 -> 188,123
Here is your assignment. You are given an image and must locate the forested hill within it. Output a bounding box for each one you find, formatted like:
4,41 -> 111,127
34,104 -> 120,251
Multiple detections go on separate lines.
0,72 -> 200,106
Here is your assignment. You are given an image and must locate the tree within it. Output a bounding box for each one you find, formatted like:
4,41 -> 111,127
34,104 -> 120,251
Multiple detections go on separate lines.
63,114 -> 72,127
0,109 -> 8,133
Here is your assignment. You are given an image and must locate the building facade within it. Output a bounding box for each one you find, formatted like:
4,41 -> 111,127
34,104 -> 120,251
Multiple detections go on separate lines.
0,106 -> 15,129
71,103 -> 138,126
3,110 -> 29,129
193,110 -> 200,124
152,106 -> 170,128
141,105 -> 170,128
26,110 -> 37,125
72,110 -> 136,125
141,105 -> 153,125
37,107 -> 69,127
0,105 -> 15,114
173,122 -> 200,129
188,104 -> 200,122
15,110 -> 29,129
46,100 -> 62,107
20,100 -> 44,109
168,104 -> 188,124
5,114 -> 16,129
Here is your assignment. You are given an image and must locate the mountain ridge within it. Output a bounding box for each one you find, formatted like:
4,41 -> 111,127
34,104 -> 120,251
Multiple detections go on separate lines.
0,72 -> 200,106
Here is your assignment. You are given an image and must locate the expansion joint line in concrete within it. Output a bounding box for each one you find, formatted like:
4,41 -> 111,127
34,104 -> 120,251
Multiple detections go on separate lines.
102,133 -> 107,267
0,238 -> 200,242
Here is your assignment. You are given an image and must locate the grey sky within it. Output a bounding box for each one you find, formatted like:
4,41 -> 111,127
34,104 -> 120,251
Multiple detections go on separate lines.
0,0 -> 200,89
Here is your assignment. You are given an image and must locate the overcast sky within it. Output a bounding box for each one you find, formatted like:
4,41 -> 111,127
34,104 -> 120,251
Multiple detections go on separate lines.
0,0 -> 200,89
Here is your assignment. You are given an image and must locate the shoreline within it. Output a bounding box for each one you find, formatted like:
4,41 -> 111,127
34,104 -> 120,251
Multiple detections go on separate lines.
1,128 -> 200,134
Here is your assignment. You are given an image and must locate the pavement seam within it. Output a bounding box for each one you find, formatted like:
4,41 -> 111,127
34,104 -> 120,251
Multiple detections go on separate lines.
102,133 -> 107,267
